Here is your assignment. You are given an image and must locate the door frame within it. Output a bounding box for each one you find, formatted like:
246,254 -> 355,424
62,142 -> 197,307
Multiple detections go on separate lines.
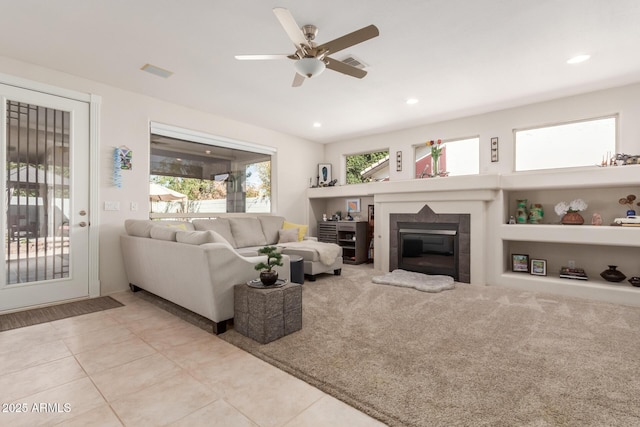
0,72 -> 101,302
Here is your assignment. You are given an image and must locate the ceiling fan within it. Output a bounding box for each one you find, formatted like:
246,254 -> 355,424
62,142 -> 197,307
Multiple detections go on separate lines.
235,8 -> 379,87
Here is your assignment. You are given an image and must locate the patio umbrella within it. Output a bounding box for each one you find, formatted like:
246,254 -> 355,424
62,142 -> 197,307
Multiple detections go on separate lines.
149,183 -> 188,202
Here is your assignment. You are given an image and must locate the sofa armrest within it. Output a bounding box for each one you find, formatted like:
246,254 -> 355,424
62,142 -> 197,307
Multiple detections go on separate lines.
199,242 -> 291,320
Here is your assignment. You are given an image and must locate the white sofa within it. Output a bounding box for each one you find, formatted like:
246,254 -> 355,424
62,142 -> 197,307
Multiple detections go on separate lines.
120,216 -> 342,333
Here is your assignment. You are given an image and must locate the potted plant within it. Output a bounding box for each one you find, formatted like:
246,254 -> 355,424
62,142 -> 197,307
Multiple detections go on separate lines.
254,246 -> 283,286
554,199 -> 588,225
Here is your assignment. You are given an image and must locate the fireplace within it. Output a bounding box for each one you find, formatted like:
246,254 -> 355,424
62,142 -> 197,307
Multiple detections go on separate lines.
390,204 -> 470,283
398,223 -> 459,280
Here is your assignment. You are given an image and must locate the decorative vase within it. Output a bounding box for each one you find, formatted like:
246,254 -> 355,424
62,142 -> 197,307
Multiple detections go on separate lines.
600,265 -> 626,283
516,199 -> 528,224
628,277 -> 640,287
561,211 -> 584,225
528,203 -> 544,224
627,209 -> 636,217
259,271 -> 279,286
432,155 -> 440,177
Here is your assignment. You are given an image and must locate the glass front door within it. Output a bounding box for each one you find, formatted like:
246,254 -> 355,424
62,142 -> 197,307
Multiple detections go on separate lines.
1,84 -> 89,311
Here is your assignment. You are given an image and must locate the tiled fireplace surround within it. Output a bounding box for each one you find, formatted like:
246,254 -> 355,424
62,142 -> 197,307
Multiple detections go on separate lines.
390,205 -> 471,283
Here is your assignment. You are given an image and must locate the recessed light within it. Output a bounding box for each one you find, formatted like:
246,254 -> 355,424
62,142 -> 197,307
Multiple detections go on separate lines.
141,63 -> 174,78
566,54 -> 591,64
313,122 -> 322,128
406,98 -> 419,105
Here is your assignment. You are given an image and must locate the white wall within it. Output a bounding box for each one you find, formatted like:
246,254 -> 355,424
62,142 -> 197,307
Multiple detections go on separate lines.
324,82 -> 640,182
0,56 -> 323,295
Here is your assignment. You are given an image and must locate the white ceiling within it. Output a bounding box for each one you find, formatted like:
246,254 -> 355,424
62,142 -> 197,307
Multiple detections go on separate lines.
1,0 -> 640,143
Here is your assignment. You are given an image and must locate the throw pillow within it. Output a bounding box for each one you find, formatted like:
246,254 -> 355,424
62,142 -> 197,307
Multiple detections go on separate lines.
175,230 -> 234,247
278,228 -> 299,243
125,220 -> 194,238
150,226 -> 178,241
176,230 -> 214,245
282,221 -> 308,241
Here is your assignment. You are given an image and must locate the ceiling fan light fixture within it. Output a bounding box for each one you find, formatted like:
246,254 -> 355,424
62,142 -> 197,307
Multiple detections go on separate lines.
294,58 -> 326,78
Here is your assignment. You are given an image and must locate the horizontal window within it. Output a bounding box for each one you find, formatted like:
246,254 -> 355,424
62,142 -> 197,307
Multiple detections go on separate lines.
414,137 -> 479,177
515,116 -> 616,172
347,150 -> 389,184
149,123 -> 273,215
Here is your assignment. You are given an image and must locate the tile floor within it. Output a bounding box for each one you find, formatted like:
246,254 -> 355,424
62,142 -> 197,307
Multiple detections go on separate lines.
0,291 -> 385,426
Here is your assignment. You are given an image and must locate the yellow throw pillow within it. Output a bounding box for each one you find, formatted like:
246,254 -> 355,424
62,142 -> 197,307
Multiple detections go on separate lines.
283,221 -> 308,241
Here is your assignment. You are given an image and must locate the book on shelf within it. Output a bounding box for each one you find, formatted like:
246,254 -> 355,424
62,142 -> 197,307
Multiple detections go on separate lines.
559,266 -> 588,280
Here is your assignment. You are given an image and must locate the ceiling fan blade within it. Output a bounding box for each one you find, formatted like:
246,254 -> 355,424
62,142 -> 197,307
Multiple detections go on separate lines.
292,73 -> 305,87
235,54 -> 290,60
273,7 -> 308,49
325,58 -> 367,79
316,25 -> 379,55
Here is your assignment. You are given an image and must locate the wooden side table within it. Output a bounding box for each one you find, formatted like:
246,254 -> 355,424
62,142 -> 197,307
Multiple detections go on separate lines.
233,282 -> 302,344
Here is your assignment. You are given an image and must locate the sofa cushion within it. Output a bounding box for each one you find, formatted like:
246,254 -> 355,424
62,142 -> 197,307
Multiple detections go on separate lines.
192,219 -> 237,248
258,216 -> 286,244
176,230 -> 233,247
150,226 -> 178,241
282,221 -> 308,241
176,230 -> 213,245
125,219 -> 193,237
228,217 -> 267,248
278,228 -> 299,243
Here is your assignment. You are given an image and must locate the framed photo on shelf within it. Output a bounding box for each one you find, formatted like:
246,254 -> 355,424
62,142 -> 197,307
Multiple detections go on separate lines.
346,198 -> 361,213
318,163 -> 332,185
511,254 -> 529,272
530,259 -> 547,276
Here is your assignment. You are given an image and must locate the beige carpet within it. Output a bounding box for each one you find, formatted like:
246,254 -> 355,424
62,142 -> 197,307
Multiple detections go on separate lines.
221,265 -> 640,427
0,297 -> 123,332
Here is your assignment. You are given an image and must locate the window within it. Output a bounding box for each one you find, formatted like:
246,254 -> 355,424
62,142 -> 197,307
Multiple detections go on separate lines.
149,123 -> 273,215
515,116 -> 616,171
414,137 -> 479,177
346,150 -> 389,184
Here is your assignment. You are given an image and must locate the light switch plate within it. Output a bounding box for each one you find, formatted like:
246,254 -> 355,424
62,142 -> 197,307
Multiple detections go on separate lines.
104,201 -> 120,211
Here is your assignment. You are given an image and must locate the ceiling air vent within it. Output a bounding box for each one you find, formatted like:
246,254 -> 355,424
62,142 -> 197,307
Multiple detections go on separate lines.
340,55 -> 368,70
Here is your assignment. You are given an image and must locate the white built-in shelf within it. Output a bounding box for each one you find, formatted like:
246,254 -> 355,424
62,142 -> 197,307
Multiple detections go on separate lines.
306,165 -> 640,305
308,165 -> 639,200
498,224 -> 640,247
498,272 -> 640,307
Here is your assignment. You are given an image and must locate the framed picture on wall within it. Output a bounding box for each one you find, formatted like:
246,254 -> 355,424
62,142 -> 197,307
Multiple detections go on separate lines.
511,254 -> 529,272
490,137 -> 499,162
318,163 -> 332,185
346,198 -> 361,213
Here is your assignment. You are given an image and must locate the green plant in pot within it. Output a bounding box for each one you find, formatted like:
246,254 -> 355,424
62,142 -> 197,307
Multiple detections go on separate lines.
254,246 -> 283,286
